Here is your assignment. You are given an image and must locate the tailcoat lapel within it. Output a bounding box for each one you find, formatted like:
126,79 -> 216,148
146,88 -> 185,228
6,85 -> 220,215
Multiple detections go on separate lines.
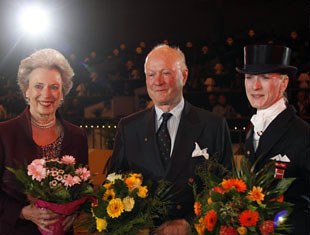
249,107 -> 294,164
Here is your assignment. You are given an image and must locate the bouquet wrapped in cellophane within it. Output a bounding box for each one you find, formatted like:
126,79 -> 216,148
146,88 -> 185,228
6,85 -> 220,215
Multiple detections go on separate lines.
7,155 -> 95,235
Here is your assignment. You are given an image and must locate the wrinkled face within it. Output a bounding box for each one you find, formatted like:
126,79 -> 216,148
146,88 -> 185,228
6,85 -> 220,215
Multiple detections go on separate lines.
244,73 -> 288,110
145,50 -> 188,109
26,68 -> 63,118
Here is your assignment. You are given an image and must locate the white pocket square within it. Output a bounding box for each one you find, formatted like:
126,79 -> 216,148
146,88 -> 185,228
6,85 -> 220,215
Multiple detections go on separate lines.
270,154 -> 290,162
192,142 -> 209,160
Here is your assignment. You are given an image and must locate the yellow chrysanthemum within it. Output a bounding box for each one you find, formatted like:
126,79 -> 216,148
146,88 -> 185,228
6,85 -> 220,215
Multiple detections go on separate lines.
123,196 -> 135,212
125,175 -> 142,191
194,217 -> 205,235
103,189 -> 116,201
237,226 -> 247,235
107,198 -> 124,218
247,186 -> 265,204
96,218 -> 107,232
137,186 -> 148,198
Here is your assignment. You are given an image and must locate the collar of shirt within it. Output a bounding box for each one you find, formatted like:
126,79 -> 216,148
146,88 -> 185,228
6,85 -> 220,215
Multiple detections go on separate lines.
155,97 -> 184,129
251,98 -> 287,135
155,98 -> 184,155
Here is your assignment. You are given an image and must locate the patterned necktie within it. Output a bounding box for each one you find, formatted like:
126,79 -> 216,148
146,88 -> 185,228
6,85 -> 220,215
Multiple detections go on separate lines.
156,113 -> 173,167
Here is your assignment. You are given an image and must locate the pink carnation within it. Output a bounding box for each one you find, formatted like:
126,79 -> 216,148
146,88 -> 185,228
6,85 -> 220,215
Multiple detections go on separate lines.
61,155 -> 76,165
62,175 -> 81,187
31,158 -> 45,166
27,164 -> 46,182
75,167 -> 91,181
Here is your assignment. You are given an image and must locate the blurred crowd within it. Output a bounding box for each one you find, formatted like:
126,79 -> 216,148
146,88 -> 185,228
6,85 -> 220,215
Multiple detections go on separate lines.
0,29 -> 309,121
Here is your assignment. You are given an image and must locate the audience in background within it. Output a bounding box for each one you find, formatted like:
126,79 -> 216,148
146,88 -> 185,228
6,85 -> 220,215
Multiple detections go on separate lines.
0,29 -> 308,121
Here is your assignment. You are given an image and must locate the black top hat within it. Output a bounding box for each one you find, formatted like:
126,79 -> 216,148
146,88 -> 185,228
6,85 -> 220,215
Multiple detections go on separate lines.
236,44 -> 298,78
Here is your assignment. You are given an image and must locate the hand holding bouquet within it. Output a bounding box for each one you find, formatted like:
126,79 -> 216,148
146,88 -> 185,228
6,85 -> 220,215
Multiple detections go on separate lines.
7,155 -> 95,235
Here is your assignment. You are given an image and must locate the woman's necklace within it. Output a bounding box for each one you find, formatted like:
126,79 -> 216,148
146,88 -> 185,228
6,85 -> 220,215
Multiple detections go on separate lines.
31,118 -> 56,129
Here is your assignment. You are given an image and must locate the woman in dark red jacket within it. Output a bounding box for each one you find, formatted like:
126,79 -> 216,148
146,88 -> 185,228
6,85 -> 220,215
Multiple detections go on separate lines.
0,49 -> 88,235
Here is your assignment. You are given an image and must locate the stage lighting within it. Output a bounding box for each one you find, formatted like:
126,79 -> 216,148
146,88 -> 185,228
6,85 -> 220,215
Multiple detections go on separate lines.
18,4 -> 50,37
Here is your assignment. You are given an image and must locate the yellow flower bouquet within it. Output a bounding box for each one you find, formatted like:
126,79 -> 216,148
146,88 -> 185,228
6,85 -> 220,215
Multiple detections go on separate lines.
89,172 -> 152,235
86,172 -> 184,235
192,157 -> 294,235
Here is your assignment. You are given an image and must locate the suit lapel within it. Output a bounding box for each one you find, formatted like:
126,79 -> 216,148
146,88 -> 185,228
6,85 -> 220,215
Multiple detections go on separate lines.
167,102 -> 204,175
255,107 -> 294,162
143,107 -> 166,173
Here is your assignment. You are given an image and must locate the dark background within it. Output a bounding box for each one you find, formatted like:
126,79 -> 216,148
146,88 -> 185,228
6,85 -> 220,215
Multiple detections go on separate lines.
0,0 -> 308,75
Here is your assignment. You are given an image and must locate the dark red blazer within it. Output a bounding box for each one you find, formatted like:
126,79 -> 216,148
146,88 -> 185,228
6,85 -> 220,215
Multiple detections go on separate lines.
0,107 -> 88,235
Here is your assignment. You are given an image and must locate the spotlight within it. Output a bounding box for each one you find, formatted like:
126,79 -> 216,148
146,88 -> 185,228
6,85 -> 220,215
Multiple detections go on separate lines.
18,4 -> 50,37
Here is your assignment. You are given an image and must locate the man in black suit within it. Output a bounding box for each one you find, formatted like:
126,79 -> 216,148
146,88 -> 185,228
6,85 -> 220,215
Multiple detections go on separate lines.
107,44 -> 233,235
236,44 -> 310,235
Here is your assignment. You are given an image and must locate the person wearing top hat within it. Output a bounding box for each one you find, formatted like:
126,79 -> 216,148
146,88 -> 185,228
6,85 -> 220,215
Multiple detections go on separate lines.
236,44 -> 310,235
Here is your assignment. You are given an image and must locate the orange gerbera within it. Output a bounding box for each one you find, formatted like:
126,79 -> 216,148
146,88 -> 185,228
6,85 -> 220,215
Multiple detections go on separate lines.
194,201 -> 202,216
204,209 -> 217,232
247,186 -> 265,204
222,178 -> 247,193
212,186 -> 225,194
239,210 -> 259,227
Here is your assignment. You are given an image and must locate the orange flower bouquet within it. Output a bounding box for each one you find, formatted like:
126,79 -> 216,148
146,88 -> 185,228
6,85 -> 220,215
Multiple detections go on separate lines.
192,157 -> 294,235
7,155 -> 95,235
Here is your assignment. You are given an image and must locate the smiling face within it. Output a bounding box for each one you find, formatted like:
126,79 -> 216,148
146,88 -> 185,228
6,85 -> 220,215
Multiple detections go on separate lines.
145,47 -> 188,111
26,68 -> 63,120
244,73 -> 288,110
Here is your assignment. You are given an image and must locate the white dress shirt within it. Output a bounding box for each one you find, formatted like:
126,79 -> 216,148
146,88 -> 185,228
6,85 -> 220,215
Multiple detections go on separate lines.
155,98 -> 184,156
251,98 -> 287,150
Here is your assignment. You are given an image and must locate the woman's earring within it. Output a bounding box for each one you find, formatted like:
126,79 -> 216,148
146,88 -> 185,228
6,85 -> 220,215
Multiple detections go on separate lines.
59,99 -> 64,107
25,96 -> 30,105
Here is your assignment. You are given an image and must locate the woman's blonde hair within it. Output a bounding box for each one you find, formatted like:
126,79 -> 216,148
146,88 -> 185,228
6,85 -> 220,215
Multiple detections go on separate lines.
17,48 -> 74,98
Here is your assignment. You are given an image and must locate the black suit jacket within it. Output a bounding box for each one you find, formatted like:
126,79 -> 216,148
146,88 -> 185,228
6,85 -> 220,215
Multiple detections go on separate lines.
0,107 -> 88,235
108,101 -> 233,221
245,106 -> 310,235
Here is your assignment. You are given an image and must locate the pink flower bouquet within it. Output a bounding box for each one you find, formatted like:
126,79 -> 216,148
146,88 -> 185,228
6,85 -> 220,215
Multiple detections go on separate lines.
7,155 -> 95,235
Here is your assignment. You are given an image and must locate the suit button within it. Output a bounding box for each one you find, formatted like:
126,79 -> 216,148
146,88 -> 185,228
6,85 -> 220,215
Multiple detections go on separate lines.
246,151 -> 250,156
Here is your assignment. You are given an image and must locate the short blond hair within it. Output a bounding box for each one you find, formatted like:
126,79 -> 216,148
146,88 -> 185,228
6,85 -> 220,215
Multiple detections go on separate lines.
17,48 -> 74,98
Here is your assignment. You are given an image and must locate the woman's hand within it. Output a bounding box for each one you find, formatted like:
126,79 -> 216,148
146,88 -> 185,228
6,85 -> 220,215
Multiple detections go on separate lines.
21,204 -> 59,232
